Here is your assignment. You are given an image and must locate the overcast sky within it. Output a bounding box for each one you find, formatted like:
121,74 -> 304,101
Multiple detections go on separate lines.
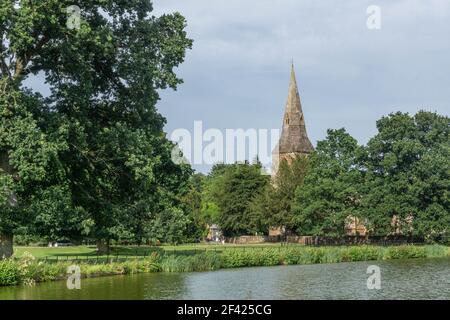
24,1 -> 450,173
150,0 -> 450,172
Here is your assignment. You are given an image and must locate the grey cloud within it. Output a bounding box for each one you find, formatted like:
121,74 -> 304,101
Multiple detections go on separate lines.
24,1 -> 450,173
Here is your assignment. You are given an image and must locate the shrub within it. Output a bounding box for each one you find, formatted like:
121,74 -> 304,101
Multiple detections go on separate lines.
424,245 -> 448,258
281,248 -> 302,265
146,252 -> 163,272
383,245 -> 427,260
0,260 -> 19,286
221,250 -> 248,268
259,249 -> 281,266
297,247 -> 325,264
21,261 -> 63,283
341,246 -> 382,262
160,252 -> 222,272
189,252 -> 222,271
82,263 -> 116,276
323,248 -> 343,263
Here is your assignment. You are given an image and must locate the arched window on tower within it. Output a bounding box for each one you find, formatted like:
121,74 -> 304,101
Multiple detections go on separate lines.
285,117 -> 289,125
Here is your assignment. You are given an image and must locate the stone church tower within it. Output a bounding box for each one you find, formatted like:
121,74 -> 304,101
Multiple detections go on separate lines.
272,64 -> 314,174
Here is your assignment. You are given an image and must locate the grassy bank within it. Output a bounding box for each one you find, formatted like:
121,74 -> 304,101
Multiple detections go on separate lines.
13,243 -> 284,259
1,245 -> 449,287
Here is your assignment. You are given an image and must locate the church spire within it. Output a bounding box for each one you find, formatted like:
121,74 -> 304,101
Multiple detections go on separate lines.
273,63 -> 314,161
285,62 -> 304,119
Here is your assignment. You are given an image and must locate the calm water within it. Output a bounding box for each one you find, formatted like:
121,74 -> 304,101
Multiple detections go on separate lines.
0,258 -> 449,300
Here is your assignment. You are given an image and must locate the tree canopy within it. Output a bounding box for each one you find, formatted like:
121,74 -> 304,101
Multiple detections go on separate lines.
293,128 -> 364,236
1,0 -> 193,256
204,162 -> 269,237
362,111 -> 449,240
1,1 -> 448,256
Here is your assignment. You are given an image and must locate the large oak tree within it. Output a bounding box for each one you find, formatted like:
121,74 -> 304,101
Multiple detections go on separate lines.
1,0 -> 193,256
362,111 -> 449,240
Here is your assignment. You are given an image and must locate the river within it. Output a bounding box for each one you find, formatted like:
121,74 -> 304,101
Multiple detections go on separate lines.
0,257 -> 449,299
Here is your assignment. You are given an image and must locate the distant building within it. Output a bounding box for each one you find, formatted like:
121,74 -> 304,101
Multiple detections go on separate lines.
207,224 -> 223,242
345,216 -> 368,236
268,226 -> 286,237
390,214 -> 414,235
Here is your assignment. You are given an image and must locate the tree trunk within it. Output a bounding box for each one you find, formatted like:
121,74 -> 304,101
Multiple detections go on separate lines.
96,239 -> 110,254
1,152 -> 16,259
0,234 -> 13,259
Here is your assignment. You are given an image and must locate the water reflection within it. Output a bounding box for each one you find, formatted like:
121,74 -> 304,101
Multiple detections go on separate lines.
0,273 -> 188,300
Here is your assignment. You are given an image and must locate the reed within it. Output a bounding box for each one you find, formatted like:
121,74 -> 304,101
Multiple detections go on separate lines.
1,245 -> 449,287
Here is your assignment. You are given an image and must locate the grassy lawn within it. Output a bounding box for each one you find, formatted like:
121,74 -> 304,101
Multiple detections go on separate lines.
14,243 -> 287,259
15,246 -> 95,258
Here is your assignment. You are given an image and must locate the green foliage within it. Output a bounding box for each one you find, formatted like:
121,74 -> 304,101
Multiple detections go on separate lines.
219,245 -> 447,268
424,244 -> 450,257
26,186 -> 89,242
249,156 -> 309,233
143,207 -> 191,245
200,164 -> 230,225
205,162 -> 269,236
180,173 -> 209,242
362,111 -> 449,239
295,247 -> 325,264
0,80 -> 67,254
12,232 -> 46,246
340,246 -> 382,262
382,246 -> 427,260
1,0 -> 194,254
293,128 -> 364,236
289,112 -> 449,242
19,262 -> 63,284
0,259 -> 19,286
81,255 -> 161,276
220,248 -> 280,268
160,252 -> 222,272
0,0 -> 448,251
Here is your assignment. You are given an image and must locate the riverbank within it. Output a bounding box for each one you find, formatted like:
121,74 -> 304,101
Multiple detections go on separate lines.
1,245 -> 449,287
